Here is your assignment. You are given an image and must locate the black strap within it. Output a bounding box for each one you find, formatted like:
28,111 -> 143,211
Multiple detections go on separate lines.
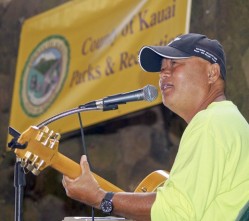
104,192 -> 114,201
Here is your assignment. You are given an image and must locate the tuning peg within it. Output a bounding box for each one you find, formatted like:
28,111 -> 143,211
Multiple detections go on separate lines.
41,130 -> 55,146
54,133 -> 61,141
26,163 -> 34,171
42,126 -> 49,133
21,151 -> 33,168
31,160 -> 44,176
32,167 -> 40,176
35,126 -> 49,142
49,132 -> 61,149
26,155 -> 39,172
20,160 -> 27,168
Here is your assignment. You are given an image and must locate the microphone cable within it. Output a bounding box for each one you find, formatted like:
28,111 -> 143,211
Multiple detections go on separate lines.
77,112 -> 95,221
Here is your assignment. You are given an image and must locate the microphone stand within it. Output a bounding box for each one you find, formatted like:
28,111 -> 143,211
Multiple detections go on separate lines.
36,104 -> 118,129
8,104 -> 118,221
14,158 -> 26,221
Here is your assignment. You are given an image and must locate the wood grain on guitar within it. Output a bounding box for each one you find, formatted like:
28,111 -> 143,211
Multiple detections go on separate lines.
13,126 -> 169,193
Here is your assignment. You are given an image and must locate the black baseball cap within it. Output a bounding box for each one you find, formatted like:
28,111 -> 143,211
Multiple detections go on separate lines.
138,33 -> 226,80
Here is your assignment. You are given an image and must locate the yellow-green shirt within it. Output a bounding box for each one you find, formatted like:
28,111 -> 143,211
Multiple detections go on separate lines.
151,101 -> 249,220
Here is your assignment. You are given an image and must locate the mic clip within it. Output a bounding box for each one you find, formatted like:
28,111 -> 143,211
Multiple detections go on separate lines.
79,100 -> 119,111
99,99 -> 120,111
103,104 -> 119,111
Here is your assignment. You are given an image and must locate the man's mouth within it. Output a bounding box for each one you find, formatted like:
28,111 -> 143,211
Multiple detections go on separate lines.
160,83 -> 174,91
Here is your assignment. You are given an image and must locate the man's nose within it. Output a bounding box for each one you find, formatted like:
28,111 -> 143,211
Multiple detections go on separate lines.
160,68 -> 172,79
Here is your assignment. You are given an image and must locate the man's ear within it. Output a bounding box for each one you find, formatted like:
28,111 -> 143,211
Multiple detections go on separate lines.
208,63 -> 221,84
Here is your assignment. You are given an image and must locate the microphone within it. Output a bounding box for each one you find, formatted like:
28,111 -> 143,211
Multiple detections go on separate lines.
82,85 -> 158,110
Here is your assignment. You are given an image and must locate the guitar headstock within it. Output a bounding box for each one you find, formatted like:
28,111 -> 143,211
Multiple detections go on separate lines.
14,126 -> 61,176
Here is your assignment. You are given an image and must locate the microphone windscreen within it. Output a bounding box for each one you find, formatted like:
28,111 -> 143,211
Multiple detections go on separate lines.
143,85 -> 158,102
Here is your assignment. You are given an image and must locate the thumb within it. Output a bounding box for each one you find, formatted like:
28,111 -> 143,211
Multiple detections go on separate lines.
80,155 -> 91,174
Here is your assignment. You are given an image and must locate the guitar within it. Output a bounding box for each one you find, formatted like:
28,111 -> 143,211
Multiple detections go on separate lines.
10,125 -> 169,193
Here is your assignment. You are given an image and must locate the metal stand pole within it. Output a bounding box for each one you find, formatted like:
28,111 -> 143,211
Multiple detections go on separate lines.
14,158 -> 26,221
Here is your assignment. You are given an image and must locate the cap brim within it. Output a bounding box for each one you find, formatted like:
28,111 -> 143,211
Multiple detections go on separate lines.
138,46 -> 191,72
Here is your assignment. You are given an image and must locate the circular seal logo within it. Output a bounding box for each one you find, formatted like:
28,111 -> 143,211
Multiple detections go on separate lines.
20,35 -> 70,117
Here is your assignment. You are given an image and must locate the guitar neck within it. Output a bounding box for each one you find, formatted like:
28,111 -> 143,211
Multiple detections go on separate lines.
12,126 -> 168,194
51,152 -> 124,192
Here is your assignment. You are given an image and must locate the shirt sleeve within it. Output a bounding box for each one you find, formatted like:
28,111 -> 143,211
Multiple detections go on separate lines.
151,116 -> 227,221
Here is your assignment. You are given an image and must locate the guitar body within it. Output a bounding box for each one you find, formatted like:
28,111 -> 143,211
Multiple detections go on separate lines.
13,125 -> 169,193
135,170 -> 169,192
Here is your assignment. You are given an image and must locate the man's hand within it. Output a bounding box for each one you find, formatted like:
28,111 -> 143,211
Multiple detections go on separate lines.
62,155 -> 106,208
